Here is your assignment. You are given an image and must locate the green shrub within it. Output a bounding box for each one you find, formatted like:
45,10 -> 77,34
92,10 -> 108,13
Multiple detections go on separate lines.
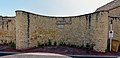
85,43 -> 95,50
9,41 -> 16,48
48,39 -> 52,46
53,41 -> 57,46
3,40 -> 8,45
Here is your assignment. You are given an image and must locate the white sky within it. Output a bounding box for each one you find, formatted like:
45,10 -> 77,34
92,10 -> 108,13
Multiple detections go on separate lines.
0,0 -> 113,16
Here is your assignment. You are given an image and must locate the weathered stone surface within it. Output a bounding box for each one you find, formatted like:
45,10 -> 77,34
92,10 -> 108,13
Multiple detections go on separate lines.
14,10 -> 109,52
96,0 -> 120,52
0,10 -> 110,52
3,0 -> 120,52
15,11 -> 30,49
0,16 -> 15,45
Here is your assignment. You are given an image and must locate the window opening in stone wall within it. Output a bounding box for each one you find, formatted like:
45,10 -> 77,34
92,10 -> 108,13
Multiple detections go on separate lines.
57,24 -> 64,28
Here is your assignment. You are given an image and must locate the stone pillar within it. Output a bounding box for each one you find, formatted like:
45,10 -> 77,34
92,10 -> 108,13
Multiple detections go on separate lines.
15,10 -> 30,49
0,16 -> 2,20
93,11 -> 109,52
0,16 -> 2,29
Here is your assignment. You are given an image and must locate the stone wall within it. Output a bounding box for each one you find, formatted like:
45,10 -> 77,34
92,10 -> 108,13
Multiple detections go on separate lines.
0,16 -> 16,44
108,7 -> 120,41
0,0 -> 119,53
109,6 -> 120,17
89,12 -> 109,52
96,0 -> 120,51
15,11 -> 29,49
15,10 -> 109,52
111,18 -> 120,41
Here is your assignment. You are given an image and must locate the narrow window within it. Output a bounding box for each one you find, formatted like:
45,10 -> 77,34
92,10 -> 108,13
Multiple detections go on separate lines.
57,25 -> 64,28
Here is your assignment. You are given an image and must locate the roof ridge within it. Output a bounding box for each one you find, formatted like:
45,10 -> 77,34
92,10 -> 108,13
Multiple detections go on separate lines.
96,0 -> 120,11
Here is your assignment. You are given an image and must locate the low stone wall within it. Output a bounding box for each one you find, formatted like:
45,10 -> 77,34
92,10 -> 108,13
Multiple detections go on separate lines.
0,16 -> 16,45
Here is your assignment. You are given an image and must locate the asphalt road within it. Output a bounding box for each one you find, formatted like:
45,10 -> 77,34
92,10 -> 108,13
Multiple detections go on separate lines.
70,55 -> 118,58
0,52 -> 118,58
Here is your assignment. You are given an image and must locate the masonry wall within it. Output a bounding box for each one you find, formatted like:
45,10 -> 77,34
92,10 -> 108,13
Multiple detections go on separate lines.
109,6 -> 120,17
15,10 -> 108,52
15,11 -> 29,49
109,7 -> 120,41
111,18 -> 120,41
0,16 -> 16,44
89,12 -> 109,52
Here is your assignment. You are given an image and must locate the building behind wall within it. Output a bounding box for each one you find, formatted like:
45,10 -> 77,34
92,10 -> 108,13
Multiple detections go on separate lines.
0,0 -> 120,52
96,0 -> 120,42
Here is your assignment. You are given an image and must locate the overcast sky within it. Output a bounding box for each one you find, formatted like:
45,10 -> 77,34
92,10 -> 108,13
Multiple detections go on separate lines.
0,0 -> 113,16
